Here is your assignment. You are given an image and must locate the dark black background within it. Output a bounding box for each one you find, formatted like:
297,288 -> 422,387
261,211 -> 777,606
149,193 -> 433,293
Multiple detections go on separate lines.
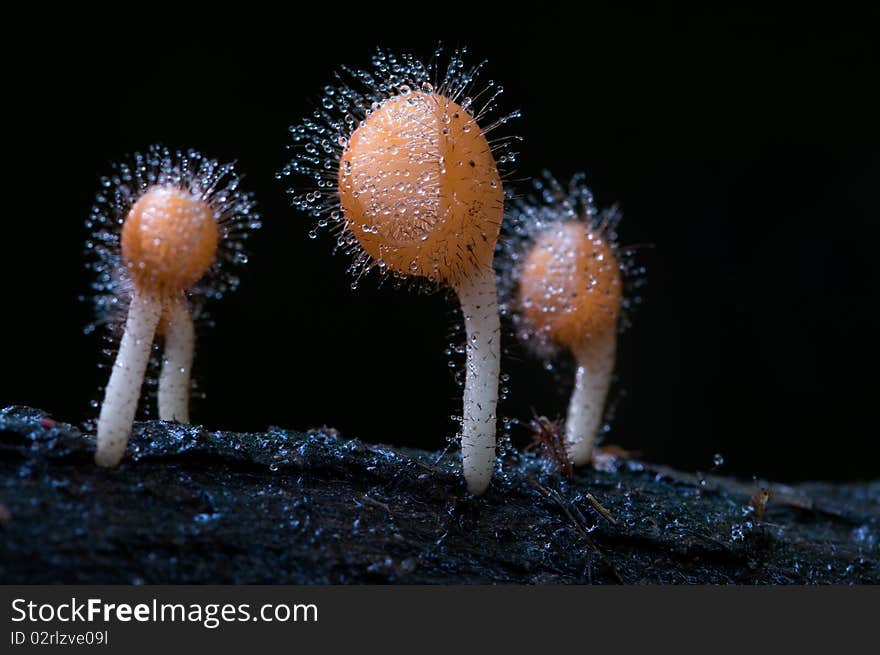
2,5 -> 877,481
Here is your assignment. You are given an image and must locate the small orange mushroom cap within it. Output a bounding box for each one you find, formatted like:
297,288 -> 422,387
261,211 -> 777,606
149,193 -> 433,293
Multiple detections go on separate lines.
518,221 -> 622,352
338,91 -> 503,285
121,185 -> 218,295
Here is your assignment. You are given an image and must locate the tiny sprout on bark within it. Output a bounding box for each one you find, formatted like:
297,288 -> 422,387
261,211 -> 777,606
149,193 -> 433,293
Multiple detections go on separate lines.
525,415 -> 573,477
503,173 -> 633,467
88,146 -> 260,467
284,48 -> 520,494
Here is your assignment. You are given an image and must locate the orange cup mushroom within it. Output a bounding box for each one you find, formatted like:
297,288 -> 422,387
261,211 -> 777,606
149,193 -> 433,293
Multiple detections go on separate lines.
518,218 -> 623,466
91,147 -> 259,467
340,91 -> 503,493
285,49 -> 518,494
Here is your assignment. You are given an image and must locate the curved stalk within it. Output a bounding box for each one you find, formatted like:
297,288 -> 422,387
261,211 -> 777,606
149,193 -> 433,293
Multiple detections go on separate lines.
95,290 -> 162,467
565,330 -> 616,466
158,296 -> 194,423
455,267 -> 501,494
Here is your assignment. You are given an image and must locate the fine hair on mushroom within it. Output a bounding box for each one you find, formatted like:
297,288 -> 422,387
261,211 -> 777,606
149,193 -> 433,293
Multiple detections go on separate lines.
282,47 -> 521,494
86,145 -> 261,467
498,172 -> 640,466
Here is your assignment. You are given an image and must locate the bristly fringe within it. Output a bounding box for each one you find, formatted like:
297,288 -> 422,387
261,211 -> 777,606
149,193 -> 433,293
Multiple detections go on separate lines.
280,45 -> 521,292
497,171 -> 644,361
85,144 -> 261,336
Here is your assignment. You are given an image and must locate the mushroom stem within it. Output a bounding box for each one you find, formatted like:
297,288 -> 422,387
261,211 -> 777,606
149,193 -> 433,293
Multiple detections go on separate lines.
96,289 -> 162,467
565,330 -> 616,466
158,296 -> 194,423
455,266 -> 501,495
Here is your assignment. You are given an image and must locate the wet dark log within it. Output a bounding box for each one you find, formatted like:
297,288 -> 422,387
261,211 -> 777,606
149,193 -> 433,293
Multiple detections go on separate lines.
1,406 -> 877,584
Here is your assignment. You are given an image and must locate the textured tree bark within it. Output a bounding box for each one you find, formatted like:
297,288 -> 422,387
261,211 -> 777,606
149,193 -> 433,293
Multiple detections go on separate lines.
1,406 -> 877,584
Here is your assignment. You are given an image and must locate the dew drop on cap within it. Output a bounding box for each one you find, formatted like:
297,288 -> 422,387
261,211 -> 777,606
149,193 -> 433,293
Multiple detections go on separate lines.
339,91 -> 503,285
121,186 -> 218,296
519,221 -> 622,352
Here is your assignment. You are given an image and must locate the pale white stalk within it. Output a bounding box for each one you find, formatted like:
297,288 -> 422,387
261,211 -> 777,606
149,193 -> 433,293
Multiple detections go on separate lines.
95,290 -> 162,467
565,330 -> 617,466
158,297 -> 194,423
455,267 -> 502,494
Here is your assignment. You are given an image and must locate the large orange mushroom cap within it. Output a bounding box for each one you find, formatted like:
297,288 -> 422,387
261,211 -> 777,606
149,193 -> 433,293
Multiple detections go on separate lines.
121,185 -> 218,296
518,221 -> 622,352
338,91 -> 503,285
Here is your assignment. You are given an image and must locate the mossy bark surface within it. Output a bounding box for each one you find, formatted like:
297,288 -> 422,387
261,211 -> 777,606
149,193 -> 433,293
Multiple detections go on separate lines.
1,406 -> 877,584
